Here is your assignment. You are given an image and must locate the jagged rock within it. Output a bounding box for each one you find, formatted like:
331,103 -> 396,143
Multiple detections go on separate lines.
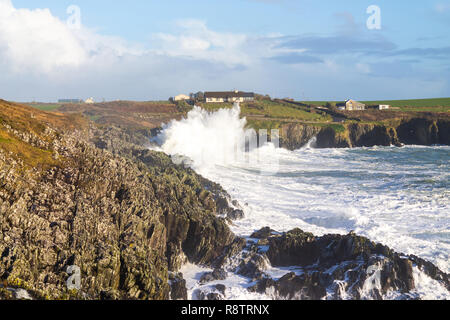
279,118 -> 450,150
214,284 -> 226,296
169,272 -> 188,300
213,237 -> 247,268
249,272 -> 327,300
194,286 -> 226,301
248,229 -> 449,300
250,227 -> 277,239
227,209 -> 244,220
215,195 -> 245,221
199,269 -> 227,284
236,252 -> 269,281
265,228 -> 317,266
0,101 -> 242,300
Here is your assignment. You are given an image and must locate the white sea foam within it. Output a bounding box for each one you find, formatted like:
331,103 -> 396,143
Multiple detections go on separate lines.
156,103 -> 249,169
156,106 -> 450,300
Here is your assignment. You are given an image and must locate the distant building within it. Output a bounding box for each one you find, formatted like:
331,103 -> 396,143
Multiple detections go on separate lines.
174,94 -> 191,102
204,90 -> 255,103
337,99 -> 366,111
58,99 -> 83,104
85,97 -> 95,104
368,104 -> 391,110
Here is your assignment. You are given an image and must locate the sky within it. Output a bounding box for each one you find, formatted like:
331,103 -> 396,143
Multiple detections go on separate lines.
0,0 -> 449,102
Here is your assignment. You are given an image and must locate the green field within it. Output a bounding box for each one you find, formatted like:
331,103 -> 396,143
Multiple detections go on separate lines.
26,103 -> 62,111
299,98 -> 450,112
199,100 -> 332,122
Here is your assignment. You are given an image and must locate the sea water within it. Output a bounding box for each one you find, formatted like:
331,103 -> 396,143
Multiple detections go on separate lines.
155,105 -> 450,300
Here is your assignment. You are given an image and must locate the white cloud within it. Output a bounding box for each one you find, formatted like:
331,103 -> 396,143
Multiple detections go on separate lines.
0,1 -> 447,102
153,19 -> 252,67
0,0 -> 88,73
0,0 -> 143,74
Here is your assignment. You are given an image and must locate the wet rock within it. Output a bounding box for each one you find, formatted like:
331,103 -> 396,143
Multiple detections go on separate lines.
249,272 -> 326,300
194,286 -> 226,301
169,272 -> 188,300
227,209 -> 245,221
214,284 -> 226,296
237,252 -> 269,281
248,229 -> 449,300
214,194 -> 244,220
213,237 -> 247,268
199,269 -> 227,284
266,228 -> 317,267
250,227 -> 277,239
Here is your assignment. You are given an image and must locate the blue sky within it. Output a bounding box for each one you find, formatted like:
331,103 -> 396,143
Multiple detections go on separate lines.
1,0 -> 450,101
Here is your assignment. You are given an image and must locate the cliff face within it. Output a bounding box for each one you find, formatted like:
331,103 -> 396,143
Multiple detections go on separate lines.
280,118 -> 450,150
280,124 -> 321,150
0,101 -> 241,300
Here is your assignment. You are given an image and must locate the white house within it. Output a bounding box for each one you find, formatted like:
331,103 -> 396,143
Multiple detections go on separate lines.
174,94 -> 191,101
378,105 -> 390,110
85,97 -> 95,104
336,99 -> 366,111
204,90 -> 255,103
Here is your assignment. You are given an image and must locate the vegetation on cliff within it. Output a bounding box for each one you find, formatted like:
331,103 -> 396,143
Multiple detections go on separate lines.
0,100 -> 242,300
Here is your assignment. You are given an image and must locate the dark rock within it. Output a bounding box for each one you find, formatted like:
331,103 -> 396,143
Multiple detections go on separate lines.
280,119 -> 450,150
250,227 -> 276,239
248,229 -> 449,300
214,284 -> 226,296
237,253 -> 268,281
250,272 -> 326,300
266,228 -> 317,267
227,209 -> 244,220
195,289 -> 224,301
0,103 -> 241,300
169,273 -> 188,300
199,269 -> 227,284
213,237 -> 247,268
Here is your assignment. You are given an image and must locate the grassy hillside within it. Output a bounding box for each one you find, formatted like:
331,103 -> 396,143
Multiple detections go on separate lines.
0,100 -> 87,169
24,103 -> 62,111
198,99 -> 332,122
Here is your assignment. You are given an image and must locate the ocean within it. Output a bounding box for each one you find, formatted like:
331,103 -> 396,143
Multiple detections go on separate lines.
154,105 -> 450,300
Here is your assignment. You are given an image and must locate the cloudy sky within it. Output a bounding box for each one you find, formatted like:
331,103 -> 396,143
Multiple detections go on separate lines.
0,0 -> 449,102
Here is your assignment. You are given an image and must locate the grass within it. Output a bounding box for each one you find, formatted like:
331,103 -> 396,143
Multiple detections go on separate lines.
0,128 -> 59,169
361,98 -> 450,108
299,98 -> 450,113
25,103 -> 62,111
198,100 -> 331,122
246,119 -> 284,131
0,99 -> 87,170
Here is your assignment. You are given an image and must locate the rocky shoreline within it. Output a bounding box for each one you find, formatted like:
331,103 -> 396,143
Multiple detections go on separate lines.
280,118 -> 450,150
0,101 -> 449,300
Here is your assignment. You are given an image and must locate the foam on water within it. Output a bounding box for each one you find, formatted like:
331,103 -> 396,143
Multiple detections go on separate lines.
156,105 -> 450,300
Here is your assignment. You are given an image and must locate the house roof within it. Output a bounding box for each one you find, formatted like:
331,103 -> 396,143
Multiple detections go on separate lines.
346,99 -> 365,106
204,91 -> 254,98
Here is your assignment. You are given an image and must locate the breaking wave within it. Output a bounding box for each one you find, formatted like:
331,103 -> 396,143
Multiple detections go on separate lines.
154,106 -> 450,300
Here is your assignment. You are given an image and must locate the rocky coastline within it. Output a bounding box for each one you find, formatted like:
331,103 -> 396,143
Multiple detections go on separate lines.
0,100 -> 449,300
280,118 -> 450,150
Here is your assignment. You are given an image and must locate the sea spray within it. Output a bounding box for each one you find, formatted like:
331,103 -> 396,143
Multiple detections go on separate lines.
155,105 -> 450,299
157,103 -> 280,174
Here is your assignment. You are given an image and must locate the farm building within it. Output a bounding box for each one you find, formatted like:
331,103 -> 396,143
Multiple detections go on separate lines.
174,94 -> 191,101
204,91 -> 255,103
368,104 -> 391,110
337,99 -> 366,111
